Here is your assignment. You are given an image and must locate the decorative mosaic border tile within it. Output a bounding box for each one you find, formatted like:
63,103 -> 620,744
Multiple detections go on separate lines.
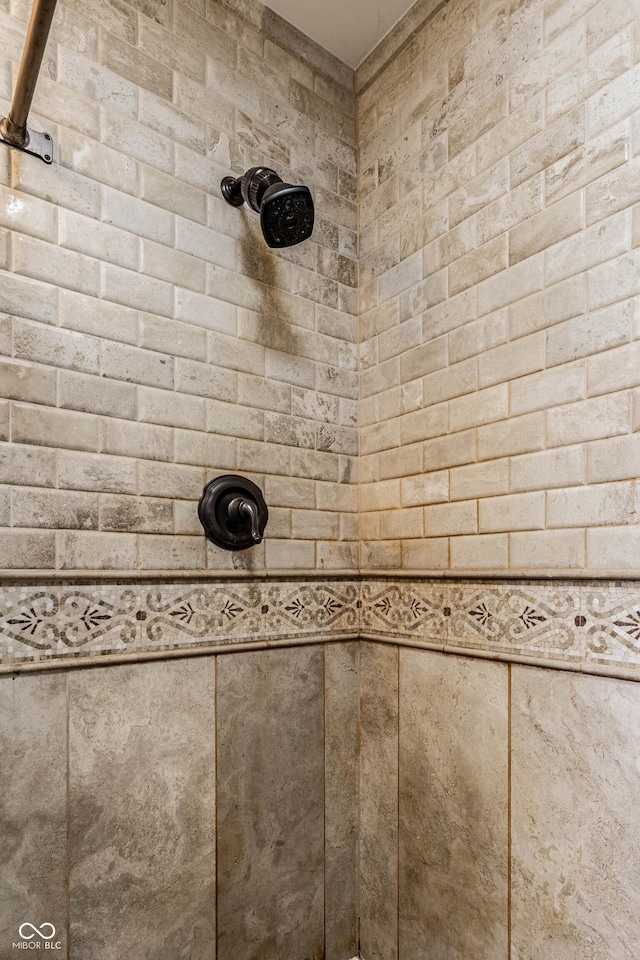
361,579 -> 640,675
0,580 -> 360,666
2,577 -> 640,676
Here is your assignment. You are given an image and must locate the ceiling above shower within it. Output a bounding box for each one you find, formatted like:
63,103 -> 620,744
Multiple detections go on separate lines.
264,0 -> 418,68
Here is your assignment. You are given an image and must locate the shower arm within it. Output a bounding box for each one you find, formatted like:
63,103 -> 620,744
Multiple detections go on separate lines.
0,0 -> 57,164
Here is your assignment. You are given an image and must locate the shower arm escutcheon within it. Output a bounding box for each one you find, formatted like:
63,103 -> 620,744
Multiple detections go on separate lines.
198,475 -> 268,551
0,0 -> 57,163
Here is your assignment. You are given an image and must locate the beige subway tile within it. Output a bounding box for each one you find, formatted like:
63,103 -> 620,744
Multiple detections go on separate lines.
12,403 -> 98,451
449,235 -> 508,297
175,358 -> 236,403
449,310 -> 508,364
176,289 -> 236,336
57,530 -> 137,569
291,509 -> 340,540
586,152 -> 640,225
547,300 -> 632,367
265,538 -> 315,569
450,458 -> 509,501
360,479 -> 401,512
316,481 -> 357,513
509,193 -> 583,266
0,358 -> 56,405
587,62 -> 640,137
13,317 -> 100,375
173,429 -> 235,469
59,290 -> 138,345
0,185 -> 56,243
510,362 -> 586,417
379,443 -> 423,479
510,107 -> 585,187
59,370 -> 136,420
13,233 -> 99,298
138,534 -> 205,570
424,429 -> 477,471
402,471 -> 450,506
138,460 -> 205,500
449,159 -> 509,228
317,541 -> 358,569
140,314 -> 206,362
545,210 -> 630,287
12,487 -> 98,529
478,491 -> 545,533
587,526 -> 640,568
476,95 -> 544,173
103,186 -> 173,245
508,15 -> 575,110
423,287 -> 477,340
207,398 -> 263,441
588,434 -> 640,483
239,439 -> 291,477
58,128 -> 138,195
102,263 -> 173,318
360,540 -> 402,569
12,150 -> 100,220
477,175 -> 544,247
545,124 -> 628,204
509,274 -> 585,339
477,253 -> 544,318
173,500 -> 202,536
510,529 -> 585,568
478,332 -> 545,388
401,403 -> 449,445
510,445 -> 585,493
425,499 -> 477,537
0,270 -> 58,326
57,449 -> 136,494
450,383 -> 509,432
478,412 -> 544,460
101,108 -> 174,174
138,386 -> 206,431
100,417 -> 173,462
450,533 -> 508,569
587,249 -> 640,311
423,356 -> 478,405
546,393 -> 630,446
548,481 -> 635,528
378,506 -> 423,540
400,335 -> 448,383
59,208 -> 138,271
0,442 -> 56,487
0,529 -> 55,568
401,537 -> 449,569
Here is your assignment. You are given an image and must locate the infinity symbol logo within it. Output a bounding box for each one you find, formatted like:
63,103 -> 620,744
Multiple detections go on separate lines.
18,923 -> 56,940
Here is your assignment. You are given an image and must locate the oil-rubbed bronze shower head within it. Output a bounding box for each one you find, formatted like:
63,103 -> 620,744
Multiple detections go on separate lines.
221,166 -> 315,248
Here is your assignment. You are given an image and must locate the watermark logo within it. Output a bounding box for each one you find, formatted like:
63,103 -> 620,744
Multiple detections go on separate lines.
12,923 -> 62,951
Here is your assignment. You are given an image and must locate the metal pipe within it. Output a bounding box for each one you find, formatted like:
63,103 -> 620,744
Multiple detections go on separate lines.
0,0 -> 58,149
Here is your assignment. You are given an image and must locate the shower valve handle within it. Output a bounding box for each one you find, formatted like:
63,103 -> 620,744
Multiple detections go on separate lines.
228,497 -> 262,544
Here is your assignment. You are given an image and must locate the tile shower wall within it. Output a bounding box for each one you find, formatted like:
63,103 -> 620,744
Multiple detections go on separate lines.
0,642 -> 359,960
0,0 -> 358,575
360,644 -> 640,960
356,0 -> 640,574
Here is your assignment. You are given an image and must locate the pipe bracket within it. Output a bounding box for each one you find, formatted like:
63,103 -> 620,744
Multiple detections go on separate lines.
0,119 -> 53,163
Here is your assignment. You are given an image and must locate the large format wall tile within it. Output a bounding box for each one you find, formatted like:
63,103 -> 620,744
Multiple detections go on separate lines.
68,658 -> 216,960
216,646 -> 325,960
360,642 -> 399,960
325,642 -> 359,960
511,667 -> 640,960
399,650 -> 509,960
0,674 -> 67,959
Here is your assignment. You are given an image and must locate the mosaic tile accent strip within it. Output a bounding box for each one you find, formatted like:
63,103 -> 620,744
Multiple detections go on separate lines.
2,578 -> 640,674
0,581 -> 360,666
361,579 -> 640,675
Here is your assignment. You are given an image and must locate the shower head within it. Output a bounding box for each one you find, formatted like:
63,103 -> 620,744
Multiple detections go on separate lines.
221,166 -> 314,248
